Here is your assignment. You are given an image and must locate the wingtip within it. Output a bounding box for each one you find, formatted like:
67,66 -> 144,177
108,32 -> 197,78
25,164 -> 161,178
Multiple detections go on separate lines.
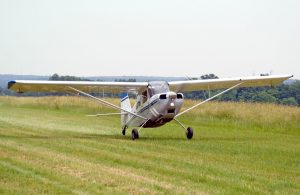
7,80 -> 16,89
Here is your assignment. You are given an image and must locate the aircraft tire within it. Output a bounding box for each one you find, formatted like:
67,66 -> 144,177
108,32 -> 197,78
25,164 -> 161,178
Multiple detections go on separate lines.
122,126 -> 126,136
186,127 -> 193,139
131,129 -> 139,140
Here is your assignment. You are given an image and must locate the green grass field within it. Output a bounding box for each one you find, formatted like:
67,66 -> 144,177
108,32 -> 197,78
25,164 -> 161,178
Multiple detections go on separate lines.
0,96 -> 299,194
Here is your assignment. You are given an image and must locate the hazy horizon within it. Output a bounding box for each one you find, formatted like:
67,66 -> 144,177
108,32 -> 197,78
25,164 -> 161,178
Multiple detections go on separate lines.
0,0 -> 299,79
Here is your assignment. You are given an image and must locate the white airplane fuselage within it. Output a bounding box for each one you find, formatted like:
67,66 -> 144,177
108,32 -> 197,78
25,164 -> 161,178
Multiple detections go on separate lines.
125,91 -> 184,128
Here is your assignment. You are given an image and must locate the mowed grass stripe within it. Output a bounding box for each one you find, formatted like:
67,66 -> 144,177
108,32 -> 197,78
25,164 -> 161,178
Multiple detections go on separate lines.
0,123 -> 255,193
1,143 -> 93,194
0,125 -> 298,193
0,137 -> 256,194
0,107 -> 120,135
0,122 -> 210,194
0,140 -> 191,194
0,160 -> 86,195
1,124 -> 297,194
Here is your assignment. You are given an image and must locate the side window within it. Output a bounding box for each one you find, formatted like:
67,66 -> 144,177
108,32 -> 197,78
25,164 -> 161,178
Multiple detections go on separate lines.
136,96 -> 143,110
136,101 -> 141,109
142,95 -> 147,104
147,87 -> 153,97
142,90 -> 148,103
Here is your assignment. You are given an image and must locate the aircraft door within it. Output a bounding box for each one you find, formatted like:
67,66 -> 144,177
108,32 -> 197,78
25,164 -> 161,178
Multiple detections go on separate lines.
139,90 -> 150,116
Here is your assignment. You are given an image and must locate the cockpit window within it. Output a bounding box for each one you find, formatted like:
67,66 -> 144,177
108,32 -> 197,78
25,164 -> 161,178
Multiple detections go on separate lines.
141,95 -> 147,103
148,81 -> 170,97
135,95 -> 147,110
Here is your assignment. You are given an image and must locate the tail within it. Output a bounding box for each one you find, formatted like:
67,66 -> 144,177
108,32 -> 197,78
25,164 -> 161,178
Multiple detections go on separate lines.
120,93 -> 131,126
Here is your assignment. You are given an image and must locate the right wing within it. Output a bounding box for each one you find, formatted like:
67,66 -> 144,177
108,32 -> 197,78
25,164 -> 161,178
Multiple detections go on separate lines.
8,80 -> 148,94
168,74 -> 293,92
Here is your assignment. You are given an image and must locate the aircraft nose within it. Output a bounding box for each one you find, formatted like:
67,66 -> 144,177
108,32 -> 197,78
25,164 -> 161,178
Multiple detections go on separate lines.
168,92 -> 177,99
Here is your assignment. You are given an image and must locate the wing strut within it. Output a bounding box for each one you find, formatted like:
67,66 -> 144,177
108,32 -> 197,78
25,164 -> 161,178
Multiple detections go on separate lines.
175,82 -> 244,118
68,86 -> 147,120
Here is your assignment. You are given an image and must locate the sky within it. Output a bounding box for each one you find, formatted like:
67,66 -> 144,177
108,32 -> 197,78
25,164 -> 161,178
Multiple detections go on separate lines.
0,0 -> 299,79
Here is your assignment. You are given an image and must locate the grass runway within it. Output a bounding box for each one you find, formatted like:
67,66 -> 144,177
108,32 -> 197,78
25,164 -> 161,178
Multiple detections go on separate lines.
0,96 -> 299,194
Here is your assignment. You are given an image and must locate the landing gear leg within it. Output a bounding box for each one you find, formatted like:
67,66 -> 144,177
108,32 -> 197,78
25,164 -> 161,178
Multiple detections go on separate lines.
122,126 -> 127,136
131,119 -> 149,140
174,118 -> 194,140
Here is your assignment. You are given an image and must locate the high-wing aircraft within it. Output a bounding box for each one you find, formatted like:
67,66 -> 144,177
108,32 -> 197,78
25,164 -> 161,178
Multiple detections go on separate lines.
8,74 -> 293,140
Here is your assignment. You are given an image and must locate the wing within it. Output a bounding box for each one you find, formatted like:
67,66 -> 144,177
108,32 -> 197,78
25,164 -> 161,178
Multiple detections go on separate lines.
169,74 -> 293,92
7,80 -> 148,94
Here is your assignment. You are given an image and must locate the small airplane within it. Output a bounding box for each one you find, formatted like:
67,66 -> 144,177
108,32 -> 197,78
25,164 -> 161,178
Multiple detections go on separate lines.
8,74 -> 293,140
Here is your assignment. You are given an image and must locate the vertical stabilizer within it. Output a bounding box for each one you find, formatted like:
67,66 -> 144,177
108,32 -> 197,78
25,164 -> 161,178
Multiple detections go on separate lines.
120,93 -> 131,126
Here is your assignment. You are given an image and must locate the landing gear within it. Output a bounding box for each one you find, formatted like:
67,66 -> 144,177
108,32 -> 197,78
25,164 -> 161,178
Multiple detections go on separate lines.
122,126 -> 127,135
174,118 -> 194,140
130,119 -> 148,140
186,127 -> 193,139
131,129 -> 139,140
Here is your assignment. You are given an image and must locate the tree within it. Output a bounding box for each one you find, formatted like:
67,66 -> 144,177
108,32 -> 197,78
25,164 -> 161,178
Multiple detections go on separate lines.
289,81 -> 300,105
200,74 -> 219,80
115,78 -> 136,82
49,73 -> 60,81
253,91 -> 277,103
281,97 -> 298,106
49,73 -> 90,81
219,90 -> 237,101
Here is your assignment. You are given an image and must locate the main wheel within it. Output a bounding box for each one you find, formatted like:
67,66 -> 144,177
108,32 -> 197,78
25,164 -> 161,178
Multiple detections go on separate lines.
186,127 -> 193,139
131,129 -> 139,140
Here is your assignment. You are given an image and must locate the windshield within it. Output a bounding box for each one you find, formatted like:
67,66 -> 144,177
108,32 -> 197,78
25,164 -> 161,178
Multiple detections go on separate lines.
148,81 -> 170,96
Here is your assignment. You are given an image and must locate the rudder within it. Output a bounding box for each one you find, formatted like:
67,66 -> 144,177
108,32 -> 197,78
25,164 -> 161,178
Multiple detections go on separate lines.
120,93 -> 131,126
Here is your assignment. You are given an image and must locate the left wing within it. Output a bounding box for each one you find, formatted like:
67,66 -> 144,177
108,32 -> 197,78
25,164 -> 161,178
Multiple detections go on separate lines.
7,80 -> 148,119
8,80 -> 148,94
169,74 -> 293,92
